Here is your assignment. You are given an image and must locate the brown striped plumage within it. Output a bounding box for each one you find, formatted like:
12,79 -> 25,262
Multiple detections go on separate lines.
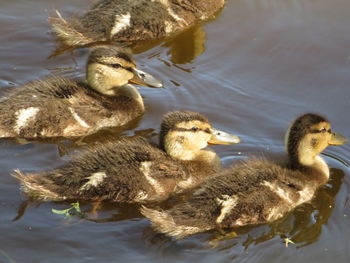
49,0 -> 225,47
0,46 -> 162,138
142,113 -> 347,238
12,111 -> 240,203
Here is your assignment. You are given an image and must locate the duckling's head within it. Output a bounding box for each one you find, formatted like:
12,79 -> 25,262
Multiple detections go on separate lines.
286,113 -> 347,168
86,46 -> 163,96
159,111 -> 240,161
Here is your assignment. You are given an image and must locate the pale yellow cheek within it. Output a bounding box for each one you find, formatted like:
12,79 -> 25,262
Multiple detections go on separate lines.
183,133 -> 210,150
109,70 -> 133,86
312,134 -> 332,153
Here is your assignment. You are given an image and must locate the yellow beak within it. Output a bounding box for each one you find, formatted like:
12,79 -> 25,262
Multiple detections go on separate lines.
129,68 -> 163,88
208,128 -> 241,145
329,132 -> 348,146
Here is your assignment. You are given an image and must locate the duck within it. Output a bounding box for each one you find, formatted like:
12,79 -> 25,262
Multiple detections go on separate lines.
0,46 -> 162,138
12,110 -> 240,203
141,113 -> 348,239
49,0 -> 226,47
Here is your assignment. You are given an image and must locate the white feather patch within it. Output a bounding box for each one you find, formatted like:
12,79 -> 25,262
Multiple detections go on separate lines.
177,176 -> 194,189
164,21 -> 173,33
135,191 -> 149,201
297,186 -> 315,205
80,172 -> 107,191
15,107 -> 40,133
69,107 -> 90,128
140,162 -> 165,194
167,8 -> 185,22
110,13 -> 131,36
262,181 -> 294,204
154,0 -> 169,6
216,195 -> 238,224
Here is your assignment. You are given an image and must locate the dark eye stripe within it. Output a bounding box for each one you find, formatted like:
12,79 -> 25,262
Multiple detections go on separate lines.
99,62 -> 132,71
173,127 -> 210,133
310,129 -> 320,133
310,128 -> 332,133
173,128 -> 200,132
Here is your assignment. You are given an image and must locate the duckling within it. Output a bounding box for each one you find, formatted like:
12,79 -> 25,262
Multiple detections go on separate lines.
49,0 -> 226,47
12,110 -> 240,203
0,46 -> 162,138
141,113 -> 347,239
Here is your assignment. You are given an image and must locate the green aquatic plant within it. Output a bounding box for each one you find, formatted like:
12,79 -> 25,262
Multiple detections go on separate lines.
283,237 -> 295,248
52,202 -> 84,218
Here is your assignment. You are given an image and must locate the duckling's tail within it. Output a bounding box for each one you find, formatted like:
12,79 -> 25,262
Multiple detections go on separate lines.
48,10 -> 95,47
11,169 -> 62,201
141,206 -> 203,239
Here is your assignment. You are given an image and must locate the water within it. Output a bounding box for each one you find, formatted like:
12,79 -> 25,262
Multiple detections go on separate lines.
1,0 -> 350,262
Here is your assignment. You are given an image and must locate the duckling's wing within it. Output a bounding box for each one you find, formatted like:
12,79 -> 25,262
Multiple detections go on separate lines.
65,87 -> 144,131
0,77 -> 82,138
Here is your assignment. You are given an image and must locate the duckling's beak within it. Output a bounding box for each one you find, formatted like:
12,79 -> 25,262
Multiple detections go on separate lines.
329,132 -> 348,146
129,68 -> 163,88
208,128 -> 241,145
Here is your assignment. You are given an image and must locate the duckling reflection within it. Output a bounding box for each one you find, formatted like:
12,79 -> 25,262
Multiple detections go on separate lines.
163,25 -> 206,64
142,113 -> 347,239
12,111 -> 240,203
0,46 -> 162,139
130,24 -> 208,65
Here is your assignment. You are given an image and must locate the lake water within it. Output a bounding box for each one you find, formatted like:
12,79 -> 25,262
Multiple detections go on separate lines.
1,0 -> 350,262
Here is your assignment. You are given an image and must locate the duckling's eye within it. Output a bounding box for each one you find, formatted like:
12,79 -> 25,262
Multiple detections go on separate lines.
191,127 -> 200,132
111,63 -> 122,68
311,127 -> 329,133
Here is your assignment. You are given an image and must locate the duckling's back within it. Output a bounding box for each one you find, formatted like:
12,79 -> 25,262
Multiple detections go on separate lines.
0,77 -> 79,137
14,137 -> 189,202
50,0 -> 225,47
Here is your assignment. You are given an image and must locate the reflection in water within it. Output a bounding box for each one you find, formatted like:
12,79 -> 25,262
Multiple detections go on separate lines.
163,25 -> 206,64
